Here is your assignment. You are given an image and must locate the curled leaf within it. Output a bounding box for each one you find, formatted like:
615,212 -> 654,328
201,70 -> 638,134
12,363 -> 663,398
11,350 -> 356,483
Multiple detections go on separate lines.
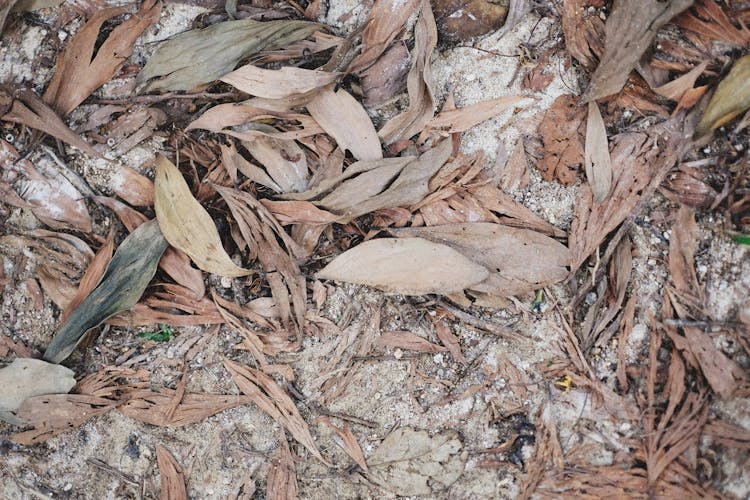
154,155 -> 251,277
316,237 -> 489,295
43,220 -> 168,363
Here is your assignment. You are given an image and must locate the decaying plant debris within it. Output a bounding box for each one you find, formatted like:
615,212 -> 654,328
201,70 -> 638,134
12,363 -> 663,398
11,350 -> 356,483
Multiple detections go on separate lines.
1,0 -> 750,498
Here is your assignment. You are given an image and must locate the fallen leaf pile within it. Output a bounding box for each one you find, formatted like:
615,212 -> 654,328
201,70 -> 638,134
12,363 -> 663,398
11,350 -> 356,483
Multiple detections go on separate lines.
1,0 -> 750,497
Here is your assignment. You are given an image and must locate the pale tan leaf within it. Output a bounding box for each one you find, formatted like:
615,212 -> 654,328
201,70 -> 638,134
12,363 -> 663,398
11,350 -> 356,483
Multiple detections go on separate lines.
267,432 -> 299,500
224,360 -> 327,464
154,154 -> 251,278
306,85 -> 382,161
120,389 -> 251,426
317,237 -> 489,295
188,103 -> 324,141
42,0 -> 161,115
111,165 -> 154,207
426,95 -> 523,134
379,0 -> 437,144
136,19 -> 320,93
584,0 -> 693,101
0,358 -> 76,424
259,199 -> 338,225
584,101 -> 612,202
376,331 -> 448,353
241,136 -> 309,193
390,223 -> 570,297
221,64 -> 340,99
156,445 -> 187,500
220,143 -> 281,192
696,54 -> 750,137
653,61 -> 708,101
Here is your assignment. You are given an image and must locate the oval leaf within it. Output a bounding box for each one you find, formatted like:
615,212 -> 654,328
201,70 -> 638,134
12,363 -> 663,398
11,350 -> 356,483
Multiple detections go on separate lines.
154,154 -> 251,278
585,101 -> 612,202
316,237 -> 489,295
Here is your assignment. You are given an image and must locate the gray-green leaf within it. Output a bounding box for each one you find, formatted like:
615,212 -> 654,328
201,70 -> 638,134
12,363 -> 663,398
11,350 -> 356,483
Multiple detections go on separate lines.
44,219 -> 168,363
135,19 -> 320,93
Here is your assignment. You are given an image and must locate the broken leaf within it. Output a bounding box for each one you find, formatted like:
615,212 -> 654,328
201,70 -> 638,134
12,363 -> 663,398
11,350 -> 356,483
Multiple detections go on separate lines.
0,358 -> 76,424
584,0 -> 693,101
136,19 -> 320,93
43,220 -> 168,363
156,445 -> 188,500
695,55 -> 750,137
584,101 -> 612,202
267,432 -> 299,500
317,237 -> 489,295
154,154 -> 251,277
42,0 -> 161,115
221,64 -> 340,99
536,94 -> 586,185
390,222 -> 570,297
367,427 -> 464,496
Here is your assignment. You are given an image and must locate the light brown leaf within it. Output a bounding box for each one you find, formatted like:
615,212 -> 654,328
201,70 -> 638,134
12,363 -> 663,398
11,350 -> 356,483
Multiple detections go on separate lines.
267,432 -> 299,500
42,0 -> 161,115
154,154 -> 251,278
260,199 -> 338,225
584,0 -> 693,101
376,331 -> 448,353
390,223 -> 570,297
318,417 -> 369,472
241,136 -> 309,193
584,101 -> 612,202
426,95 -> 522,134
59,229 -> 114,323
0,358 -> 76,424
111,165 -> 155,207
536,94 -> 586,185
156,445 -> 187,500
224,360 -> 328,464
221,64 -> 340,99
561,0 -> 605,70
379,0 -> 437,145
317,237 -> 489,295
653,61 -> 708,101
306,85 -> 382,161
434,319 -> 466,364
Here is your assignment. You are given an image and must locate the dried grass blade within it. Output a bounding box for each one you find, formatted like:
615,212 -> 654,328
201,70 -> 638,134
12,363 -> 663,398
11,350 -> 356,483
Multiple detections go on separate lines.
267,431 -> 299,500
154,154 -> 251,277
156,445 -> 187,500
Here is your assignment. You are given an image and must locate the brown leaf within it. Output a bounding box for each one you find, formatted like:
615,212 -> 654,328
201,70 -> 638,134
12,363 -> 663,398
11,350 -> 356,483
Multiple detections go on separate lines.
660,164 -> 718,209
241,136 -> 309,193
536,95 -> 586,185
376,330 -> 448,353
425,95 -> 523,135
497,139 -> 530,192
317,237 -> 489,295
584,0 -> 694,101
156,445 -> 187,500
561,0 -> 605,70
108,284 -> 224,327
259,199 -> 338,225
318,417 -> 369,472
653,61 -> 708,101
111,165 -> 155,207
434,318 -> 466,364
433,0 -> 508,42
267,432 -> 299,500
379,0 -> 437,145
154,155 -> 251,277
390,223 -> 570,297
360,43 -> 411,108
42,0 -> 161,115
120,389 -> 251,426
584,101 -> 612,202
0,358 -> 76,424
306,85 -> 382,161
2,87 -> 100,157
221,64 -> 339,99
675,0 -> 750,48
224,360 -> 328,464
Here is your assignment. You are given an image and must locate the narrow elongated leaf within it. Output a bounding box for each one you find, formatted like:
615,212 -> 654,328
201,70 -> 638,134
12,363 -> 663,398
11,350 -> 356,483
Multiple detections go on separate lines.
241,136 -> 309,193
306,85 -> 382,161
584,101 -> 612,202
317,238 -> 489,295
221,64 -> 340,99
154,155 -> 251,277
696,55 -> 750,137
136,19 -> 320,93
426,95 -> 523,134
156,445 -> 187,500
43,220 -> 168,363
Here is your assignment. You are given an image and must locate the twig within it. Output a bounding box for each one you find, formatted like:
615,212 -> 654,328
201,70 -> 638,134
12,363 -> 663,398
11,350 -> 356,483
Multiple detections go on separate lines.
87,458 -> 140,488
437,301 -> 527,342
90,91 -> 239,105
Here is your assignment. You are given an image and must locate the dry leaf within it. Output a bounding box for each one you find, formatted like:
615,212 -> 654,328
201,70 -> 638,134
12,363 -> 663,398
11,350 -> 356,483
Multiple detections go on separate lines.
561,0 -> 605,70
379,0 -> 437,145
241,136 -> 309,193
42,0 -> 161,115
0,358 -> 76,424
695,54 -> 750,137
188,103 -> 324,141
221,64 -> 339,99
224,360 -> 327,464
156,445 -> 188,500
584,0 -> 694,101
536,94 -> 586,185
306,85 -> 382,161
433,0 -> 508,42
497,139 -> 530,192
390,223 -> 570,297
367,427 -> 464,496
154,155 -> 251,277
136,19 -> 320,93
59,229 -> 114,323
360,44 -> 411,108
584,101 -> 612,202
318,417 -> 369,472
317,237 -> 489,295
376,331 -> 448,353
425,95 -> 523,135
434,319 -> 466,364
43,220 -> 168,363
111,165 -> 154,207
2,86 -> 100,157
267,432 -> 299,500
653,61 -> 708,101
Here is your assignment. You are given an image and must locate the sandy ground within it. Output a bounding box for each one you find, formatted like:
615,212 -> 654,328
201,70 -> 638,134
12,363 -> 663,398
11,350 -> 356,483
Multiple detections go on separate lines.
1,1 -> 749,499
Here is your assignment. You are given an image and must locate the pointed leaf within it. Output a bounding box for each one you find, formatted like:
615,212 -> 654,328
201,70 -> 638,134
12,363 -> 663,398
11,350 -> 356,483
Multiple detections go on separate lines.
221,64 -> 340,99
696,54 -> 750,137
154,154 -> 251,277
584,101 -> 612,202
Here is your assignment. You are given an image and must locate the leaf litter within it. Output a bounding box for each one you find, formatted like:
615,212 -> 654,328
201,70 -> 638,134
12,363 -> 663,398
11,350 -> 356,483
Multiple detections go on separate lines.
1,0 -> 750,498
